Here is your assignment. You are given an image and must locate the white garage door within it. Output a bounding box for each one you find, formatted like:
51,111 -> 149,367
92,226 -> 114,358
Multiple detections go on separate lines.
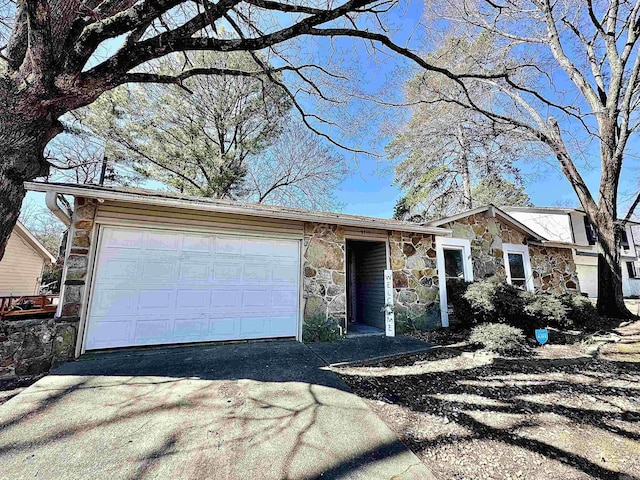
84,226 -> 300,350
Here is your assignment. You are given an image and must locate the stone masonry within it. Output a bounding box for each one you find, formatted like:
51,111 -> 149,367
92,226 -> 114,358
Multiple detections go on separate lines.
303,223 -> 347,329
55,197 -> 99,361
442,212 -> 580,294
529,245 -> 581,294
388,231 -> 440,318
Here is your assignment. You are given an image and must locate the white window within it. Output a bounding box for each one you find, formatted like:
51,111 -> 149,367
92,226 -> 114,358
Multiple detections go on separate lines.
436,237 -> 473,327
502,244 -> 534,292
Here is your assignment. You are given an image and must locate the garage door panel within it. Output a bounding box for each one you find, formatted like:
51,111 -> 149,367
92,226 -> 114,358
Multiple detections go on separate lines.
91,289 -> 138,316
178,262 -> 209,281
138,289 -> 173,310
243,238 -> 272,256
176,289 -> 209,309
270,315 -> 297,335
141,259 -> 176,280
272,265 -> 298,284
216,236 -> 243,255
173,318 -> 209,339
85,227 -> 300,350
243,264 -> 270,282
97,258 -> 139,280
101,228 -> 145,249
182,234 -> 211,253
146,231 -> 181,251
272,289 -> 298,308
210,289 -> 241,309
214,264 -> 242,281
133,318 -> 174,342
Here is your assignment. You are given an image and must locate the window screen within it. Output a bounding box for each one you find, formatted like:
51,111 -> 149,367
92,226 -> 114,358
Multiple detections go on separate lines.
507,252 -> 527,287
443,248 -> 465,279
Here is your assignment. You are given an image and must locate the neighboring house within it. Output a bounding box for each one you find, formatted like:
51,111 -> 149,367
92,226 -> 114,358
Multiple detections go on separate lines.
0,222 -> 56,296
26,182 -> 581,360
504,206 -> 640,298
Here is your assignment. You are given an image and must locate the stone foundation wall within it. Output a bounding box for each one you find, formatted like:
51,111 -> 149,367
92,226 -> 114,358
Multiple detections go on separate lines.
302,223 -> 347,328
0,317 -> 75,379
443,213 -> 580,294
388,231 -> 440,321
529,245 -> 580,294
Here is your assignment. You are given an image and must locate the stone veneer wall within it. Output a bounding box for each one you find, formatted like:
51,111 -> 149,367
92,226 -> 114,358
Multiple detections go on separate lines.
388,231 -> 440,317
0,198 -> 94,378
55,197 -> 99,361
529,245 -> 580,294
302,223 -> 347,328
443,213 -> 580,294
302,225 -> 441,330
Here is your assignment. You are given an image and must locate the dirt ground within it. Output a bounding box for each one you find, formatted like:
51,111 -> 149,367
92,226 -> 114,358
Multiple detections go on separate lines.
335,322 -> 640,480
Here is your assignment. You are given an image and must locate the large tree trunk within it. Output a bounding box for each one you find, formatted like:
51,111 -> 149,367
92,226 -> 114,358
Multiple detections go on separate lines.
593,138 -> 634,319
0,79 -> 61,259
595,219 -> 632,318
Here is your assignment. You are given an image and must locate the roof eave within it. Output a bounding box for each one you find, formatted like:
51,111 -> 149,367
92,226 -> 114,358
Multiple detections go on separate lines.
24,182 -> 452,236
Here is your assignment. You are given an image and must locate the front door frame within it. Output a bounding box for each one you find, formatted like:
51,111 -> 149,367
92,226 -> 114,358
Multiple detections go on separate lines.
435,236 -> 474,327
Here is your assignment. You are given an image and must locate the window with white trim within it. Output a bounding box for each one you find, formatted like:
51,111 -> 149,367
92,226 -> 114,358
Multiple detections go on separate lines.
443,247 -> 466,280
502,243 -> 534,292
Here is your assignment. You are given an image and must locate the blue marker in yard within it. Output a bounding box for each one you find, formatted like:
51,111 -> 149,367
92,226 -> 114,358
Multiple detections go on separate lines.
535,329 -> 549,345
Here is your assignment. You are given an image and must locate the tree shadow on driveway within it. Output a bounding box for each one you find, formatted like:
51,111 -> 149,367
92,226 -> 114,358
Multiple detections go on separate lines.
0,341 -> 433,479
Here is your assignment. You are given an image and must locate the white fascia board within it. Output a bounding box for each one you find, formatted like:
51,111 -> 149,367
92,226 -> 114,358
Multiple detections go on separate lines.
25,182 -> 452,236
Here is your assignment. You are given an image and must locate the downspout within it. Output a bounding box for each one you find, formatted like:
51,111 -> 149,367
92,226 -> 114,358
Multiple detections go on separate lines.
45,192 -> 72,227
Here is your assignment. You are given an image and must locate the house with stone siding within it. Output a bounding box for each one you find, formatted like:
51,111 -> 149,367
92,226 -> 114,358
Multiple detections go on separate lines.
22,182 -> 581,366
426,206 -> 581,326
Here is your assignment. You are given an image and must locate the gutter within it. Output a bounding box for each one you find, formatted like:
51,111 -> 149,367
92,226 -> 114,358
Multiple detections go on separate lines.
28,182 -> 452,236
45,191 -> 72,227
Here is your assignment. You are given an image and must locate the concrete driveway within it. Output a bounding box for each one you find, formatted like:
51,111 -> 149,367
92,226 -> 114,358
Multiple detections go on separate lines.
0,339 -> 434,480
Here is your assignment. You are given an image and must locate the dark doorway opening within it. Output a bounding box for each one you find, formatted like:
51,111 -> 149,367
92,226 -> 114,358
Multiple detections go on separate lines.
346,240 -> 387,335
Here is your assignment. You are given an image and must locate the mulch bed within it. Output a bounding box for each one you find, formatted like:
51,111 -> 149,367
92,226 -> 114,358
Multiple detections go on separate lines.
335,325 -> 640,480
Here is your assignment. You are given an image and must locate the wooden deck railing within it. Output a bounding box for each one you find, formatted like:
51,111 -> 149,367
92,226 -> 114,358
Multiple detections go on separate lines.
0,295 -> 59,320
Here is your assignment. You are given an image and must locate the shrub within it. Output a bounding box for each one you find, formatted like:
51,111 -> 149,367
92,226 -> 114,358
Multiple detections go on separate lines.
463,279 -> 526,325
522,292 -> 568,329
394,311 -> 415,334
559,293 -> 599,328
469,323 -> 527,353
303,314 -> 342,342
394,309 -> 442,334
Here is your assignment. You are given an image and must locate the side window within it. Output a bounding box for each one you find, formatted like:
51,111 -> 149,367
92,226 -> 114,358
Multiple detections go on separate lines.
620,229 -> 630,250
583,217 -> 597,245
507,253 -> 527,288
503,244 -> 533,291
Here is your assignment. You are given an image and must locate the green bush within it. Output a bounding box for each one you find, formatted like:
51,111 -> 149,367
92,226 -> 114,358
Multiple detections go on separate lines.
559,293 -> 598,328
469,323 -> 527,353
303,314 -> 342,342
522,292 -> 568,329
394,309 -> 442,334
463,279 -> 526,325
394,311 -> 415,334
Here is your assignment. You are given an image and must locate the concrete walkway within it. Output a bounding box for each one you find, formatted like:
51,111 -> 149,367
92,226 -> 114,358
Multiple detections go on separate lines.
0,338 -> 435,480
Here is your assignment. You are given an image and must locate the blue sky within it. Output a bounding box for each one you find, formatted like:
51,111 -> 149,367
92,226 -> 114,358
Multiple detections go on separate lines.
25,0 -> 639,220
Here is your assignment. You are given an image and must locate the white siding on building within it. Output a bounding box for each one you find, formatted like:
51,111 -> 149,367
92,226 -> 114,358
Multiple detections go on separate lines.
507,211 -> 574,243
